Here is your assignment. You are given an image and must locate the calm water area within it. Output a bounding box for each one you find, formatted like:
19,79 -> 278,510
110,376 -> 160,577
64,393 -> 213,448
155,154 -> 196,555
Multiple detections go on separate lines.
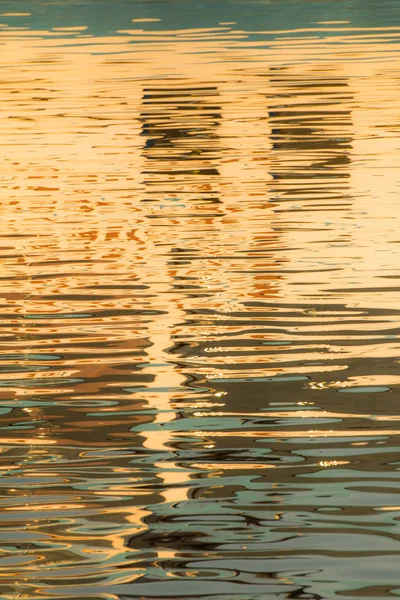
1,0 -> 400,597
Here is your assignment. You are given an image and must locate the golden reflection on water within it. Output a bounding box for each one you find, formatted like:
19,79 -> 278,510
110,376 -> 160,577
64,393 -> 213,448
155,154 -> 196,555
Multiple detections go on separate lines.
2,3 -> 400,598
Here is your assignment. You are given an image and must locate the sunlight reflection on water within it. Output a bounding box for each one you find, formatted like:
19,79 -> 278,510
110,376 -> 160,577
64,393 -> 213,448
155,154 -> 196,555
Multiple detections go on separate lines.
1,0 -> 400,598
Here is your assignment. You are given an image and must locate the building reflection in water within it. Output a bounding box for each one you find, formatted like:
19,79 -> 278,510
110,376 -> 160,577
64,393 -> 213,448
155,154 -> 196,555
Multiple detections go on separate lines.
2,10 -> 400,598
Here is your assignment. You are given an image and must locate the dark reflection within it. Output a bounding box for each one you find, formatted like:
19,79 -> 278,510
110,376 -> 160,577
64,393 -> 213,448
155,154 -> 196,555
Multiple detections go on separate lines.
268,67 -> 353,205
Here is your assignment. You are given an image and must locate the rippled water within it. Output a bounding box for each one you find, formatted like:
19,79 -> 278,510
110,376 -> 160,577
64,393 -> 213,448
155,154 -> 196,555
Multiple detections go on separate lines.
2,0 -> 400,598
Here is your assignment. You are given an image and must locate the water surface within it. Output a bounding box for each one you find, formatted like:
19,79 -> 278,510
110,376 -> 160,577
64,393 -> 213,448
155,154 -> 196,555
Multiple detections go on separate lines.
1,0 -> 400,598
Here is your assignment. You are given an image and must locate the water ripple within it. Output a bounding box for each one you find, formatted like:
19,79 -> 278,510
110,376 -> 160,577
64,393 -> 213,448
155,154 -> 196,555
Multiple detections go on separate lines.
1,0 -> 400,598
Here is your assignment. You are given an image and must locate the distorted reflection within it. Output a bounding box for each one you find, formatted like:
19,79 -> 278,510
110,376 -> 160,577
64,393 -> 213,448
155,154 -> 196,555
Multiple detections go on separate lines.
1,0 -> 400,598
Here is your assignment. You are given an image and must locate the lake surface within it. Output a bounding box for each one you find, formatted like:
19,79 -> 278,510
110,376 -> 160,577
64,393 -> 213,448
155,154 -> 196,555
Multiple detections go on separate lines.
1,0 -> 400,598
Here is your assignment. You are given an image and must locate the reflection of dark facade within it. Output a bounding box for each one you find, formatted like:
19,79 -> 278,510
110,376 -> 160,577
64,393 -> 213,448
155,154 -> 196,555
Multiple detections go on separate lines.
139,83 -> 224,262
140,86 -> 221,187
268,69 -> 353,205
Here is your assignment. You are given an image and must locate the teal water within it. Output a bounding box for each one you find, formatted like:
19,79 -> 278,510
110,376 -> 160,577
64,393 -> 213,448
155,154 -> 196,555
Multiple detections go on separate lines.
1,0 -> 400,598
